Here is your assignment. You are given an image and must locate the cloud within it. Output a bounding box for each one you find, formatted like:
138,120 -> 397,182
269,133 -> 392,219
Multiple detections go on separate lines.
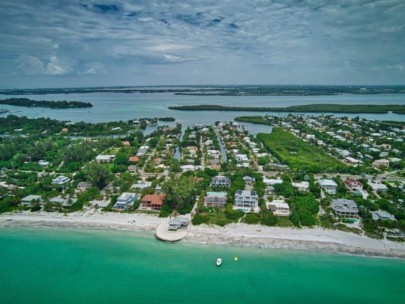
16,55 -> 45,75
1,0 -> 405,86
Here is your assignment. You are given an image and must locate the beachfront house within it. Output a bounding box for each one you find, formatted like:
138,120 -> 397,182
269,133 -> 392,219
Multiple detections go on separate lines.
210,176 -> 231,188
234,190 -> 259,212
331,198 -> 359,218
204,192 -> 227,208
140,194 -> 166,211
267,200 -> 290,217
113,192 -> 138,211
50,195 -> 77,207
20,195 -> 42,207
317,179 -> 338,195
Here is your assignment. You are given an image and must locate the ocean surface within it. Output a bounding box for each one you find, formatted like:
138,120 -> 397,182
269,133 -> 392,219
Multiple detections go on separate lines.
0,227 -> 404,304
0,93 -> 404,131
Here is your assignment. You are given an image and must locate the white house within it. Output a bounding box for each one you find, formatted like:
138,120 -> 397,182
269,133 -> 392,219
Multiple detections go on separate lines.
136,146 -> 149,156
368,182 -> 388,192
263,178 -> 283,186
131,180 -> 153,190
96,154 -> 115,163
292,181 -> 310,192
234,190 -> 259,212
267,200 -> 290,217
52,176 -> 70,186
317,179 -> 338,195
20,195 -> 42,206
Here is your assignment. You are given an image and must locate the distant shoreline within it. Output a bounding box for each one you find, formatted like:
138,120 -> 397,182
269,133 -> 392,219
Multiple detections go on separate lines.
168,104 -> 405,114
0,98 -> 93,109
1,213 -> 404,259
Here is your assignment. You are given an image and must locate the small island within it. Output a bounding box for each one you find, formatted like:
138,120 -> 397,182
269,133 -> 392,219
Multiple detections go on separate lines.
0,98 -> 93,109
168,104 -> 405,114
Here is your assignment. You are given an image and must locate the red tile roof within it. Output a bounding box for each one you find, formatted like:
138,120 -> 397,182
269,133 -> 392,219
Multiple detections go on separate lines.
141,194 -> 166,206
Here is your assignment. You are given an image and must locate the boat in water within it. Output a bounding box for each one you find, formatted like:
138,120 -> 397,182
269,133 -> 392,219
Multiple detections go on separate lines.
216,258 -> 222,266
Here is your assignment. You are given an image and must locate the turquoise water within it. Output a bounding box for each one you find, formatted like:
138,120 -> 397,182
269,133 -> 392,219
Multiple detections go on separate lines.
0,228 -> 404,303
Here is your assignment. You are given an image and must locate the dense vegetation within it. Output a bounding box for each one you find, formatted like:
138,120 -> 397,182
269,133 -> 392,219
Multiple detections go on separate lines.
257,128 -> 347,173
0,98 -> 93,108
169,104 -> 405,114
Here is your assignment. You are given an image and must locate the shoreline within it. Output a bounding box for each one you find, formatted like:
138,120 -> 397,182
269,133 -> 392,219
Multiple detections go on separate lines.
1,212 -> 405,259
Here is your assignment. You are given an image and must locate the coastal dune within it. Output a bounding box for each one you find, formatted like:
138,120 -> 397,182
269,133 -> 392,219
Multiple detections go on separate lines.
1,211 -> 405,259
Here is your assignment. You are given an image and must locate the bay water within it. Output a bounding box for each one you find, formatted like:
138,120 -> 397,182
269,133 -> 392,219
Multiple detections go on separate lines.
0,227 -> 404,303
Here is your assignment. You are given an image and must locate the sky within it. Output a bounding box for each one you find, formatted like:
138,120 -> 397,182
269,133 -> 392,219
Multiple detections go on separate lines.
0,0 -> 404,88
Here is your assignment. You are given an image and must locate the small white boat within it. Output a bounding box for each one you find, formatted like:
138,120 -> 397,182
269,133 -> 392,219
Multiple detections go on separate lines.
216,258 -> 222,266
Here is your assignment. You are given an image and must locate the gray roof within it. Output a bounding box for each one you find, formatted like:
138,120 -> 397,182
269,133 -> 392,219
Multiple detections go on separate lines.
331,199 -> 358,213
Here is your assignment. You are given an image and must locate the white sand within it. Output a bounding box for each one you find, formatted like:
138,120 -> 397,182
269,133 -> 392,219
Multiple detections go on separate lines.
1,211 -> 405,258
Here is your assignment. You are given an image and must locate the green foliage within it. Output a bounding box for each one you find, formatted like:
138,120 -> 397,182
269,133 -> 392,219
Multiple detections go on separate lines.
244,213 -> 260,224
257,128 -> 347,173
84,163 -> 112,189
192,214 -> 210,225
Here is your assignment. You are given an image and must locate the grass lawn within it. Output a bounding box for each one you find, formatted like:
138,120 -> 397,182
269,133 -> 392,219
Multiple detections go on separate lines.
257,128 -> 347,173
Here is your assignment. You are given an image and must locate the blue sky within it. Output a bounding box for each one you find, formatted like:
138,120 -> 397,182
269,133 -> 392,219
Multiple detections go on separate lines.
0,0 -> 404,88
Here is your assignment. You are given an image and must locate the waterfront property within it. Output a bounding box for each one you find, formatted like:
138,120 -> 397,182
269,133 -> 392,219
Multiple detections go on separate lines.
267,200 -> 290,216
331,198 -> 359,218
234,190 -> 259,212
210,175 -> 231,188
140,194 -> 166,211
20,195 -> 42,206
371,210 -> 396,221
50,195 -> 77,207
113,193 -> 137,211
204,192 -> 227,208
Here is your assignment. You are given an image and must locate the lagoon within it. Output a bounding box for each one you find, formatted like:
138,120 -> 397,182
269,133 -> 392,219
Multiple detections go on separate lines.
0,227 -> 405,304
0,93 -> 404,129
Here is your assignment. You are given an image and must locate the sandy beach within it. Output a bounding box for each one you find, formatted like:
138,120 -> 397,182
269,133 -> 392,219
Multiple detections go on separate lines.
1,211 -> 405,259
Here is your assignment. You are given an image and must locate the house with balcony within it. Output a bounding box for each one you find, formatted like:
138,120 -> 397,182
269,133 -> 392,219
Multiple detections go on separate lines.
204,192 -> 227,208
234,190 -> 259,212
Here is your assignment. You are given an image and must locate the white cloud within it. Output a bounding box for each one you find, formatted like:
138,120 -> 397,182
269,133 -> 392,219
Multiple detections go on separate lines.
16,54 -> 45,75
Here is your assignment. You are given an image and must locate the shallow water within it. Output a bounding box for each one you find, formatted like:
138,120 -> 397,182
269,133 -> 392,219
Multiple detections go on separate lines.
0,227 -> 404,303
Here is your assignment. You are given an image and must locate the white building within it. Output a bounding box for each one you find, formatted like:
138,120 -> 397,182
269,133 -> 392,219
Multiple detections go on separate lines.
20,195 -> 42,206
52,176 -> 70,186
234,190 -> 259,212
267,200 -> 290,217
96,154 -> 115,163
131,180 -> 153,190
292,181 -> 310,192
317,179 -> 338,195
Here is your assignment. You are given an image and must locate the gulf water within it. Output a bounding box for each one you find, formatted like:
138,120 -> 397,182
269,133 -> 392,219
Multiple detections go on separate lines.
1,227 -> 404,303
